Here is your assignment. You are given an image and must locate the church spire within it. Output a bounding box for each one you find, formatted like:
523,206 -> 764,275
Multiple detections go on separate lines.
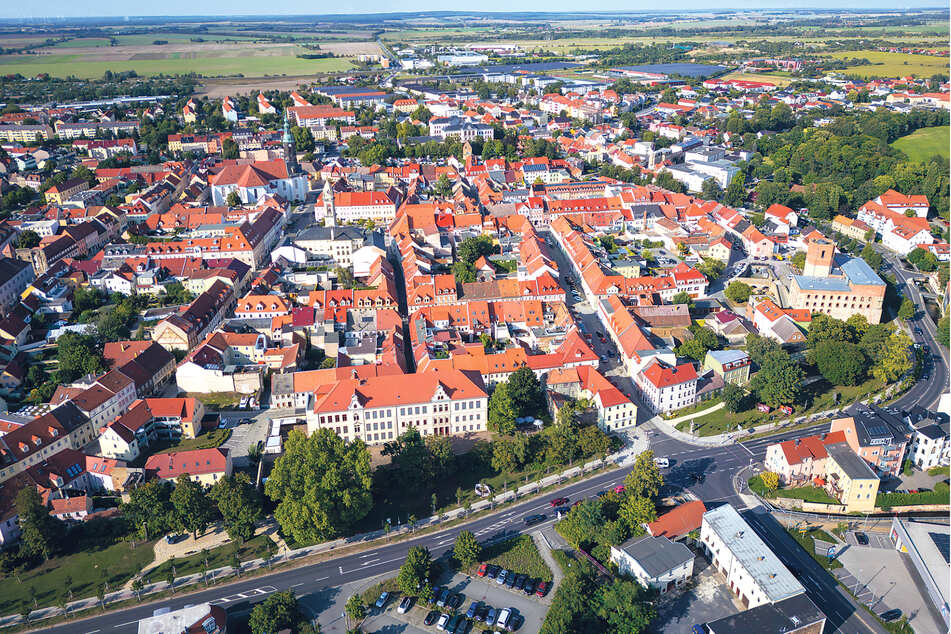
283,110 -> 300,175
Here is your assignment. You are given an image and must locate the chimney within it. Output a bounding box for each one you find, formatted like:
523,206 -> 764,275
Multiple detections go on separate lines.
795,438 -> 800,446
351,369 -> 358,380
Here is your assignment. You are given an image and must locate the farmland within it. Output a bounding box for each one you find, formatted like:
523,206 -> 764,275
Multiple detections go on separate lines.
822,50 -> 951,79
891,126 -> 951,161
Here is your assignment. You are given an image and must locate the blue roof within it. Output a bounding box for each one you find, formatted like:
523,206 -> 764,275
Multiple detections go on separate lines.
793,275 -> 851,292
611,63 -> 727,78
840,257 -> 885,286
707,349 -> 749,364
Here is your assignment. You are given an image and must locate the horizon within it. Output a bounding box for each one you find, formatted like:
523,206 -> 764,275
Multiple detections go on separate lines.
3,4 -> 949,20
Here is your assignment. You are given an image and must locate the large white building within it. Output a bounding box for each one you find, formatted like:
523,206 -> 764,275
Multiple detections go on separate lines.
700,505 -> 805,610
210,159 -> 307,206
907,422 -> 950,470
307,369 -> 488,445
634,359 -> 698,414
610,535 -> 694,594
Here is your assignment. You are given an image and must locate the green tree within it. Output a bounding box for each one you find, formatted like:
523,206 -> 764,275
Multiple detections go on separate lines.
745,333 -> 782,365
724,172 -> 746,207
491,432 -> 529,473
434,174 -> 453,198
898,298 -> 915,320
487,382 -> 518,435
397,545 -> 432,597
815,341 -> 867,386
700,178 -> 723,202
558,499 -> 607,549
595,579 -> 656,634
209,473 -> 262,542
265,429 -> 373,543
122,479 -> 174,539
724,281 -> 752,304
671,291 -> 693,308
507,366 -> 544,418
56,332 -> 105,380
456,235 -> 495,265
226,191 -> 241,207
675,338 -> 708,362
15,230 -> 40,249
790,250 -> 806,272
345,594 -> 367,629
170,474 -> 215,539
871,331 -> 913,383
577,425 -> 611,459
722,383 -> 748,413
808,313 -> 857,348
618,495 -> 656,536
938,314 -> 950,348
16,487 -> 59,561
750,350 -> 804,407
860,244 -> 883,270
248,591 -> 302,634
623,451 -> 663,501
453,530 -> 482,570
221,138 -> 239,159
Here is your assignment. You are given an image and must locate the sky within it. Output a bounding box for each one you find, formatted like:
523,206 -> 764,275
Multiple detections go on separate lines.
3,2 -> 948,19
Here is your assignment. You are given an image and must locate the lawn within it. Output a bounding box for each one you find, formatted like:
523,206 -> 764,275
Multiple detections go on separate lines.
478,535 -> 552,582
153,428 -> 231,454
876,481 -> 950,508
676,376 -> 883,437
0,52 -> 354,79
927,465 -> 950,477
185,391 -> 244,410
146,535 -> 273,582
748,475 -> 839,504
822,50 -> 951,79
719,70 -> 795,87
0,520 -> 157,615
786,527 -> 843,571
891,126 -> 950,161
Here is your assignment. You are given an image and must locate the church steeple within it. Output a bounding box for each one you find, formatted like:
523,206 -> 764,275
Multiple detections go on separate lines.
283,111 -> 300,175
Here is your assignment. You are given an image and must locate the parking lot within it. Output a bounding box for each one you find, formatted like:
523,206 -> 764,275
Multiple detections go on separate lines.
368,571 -> 549,634
219,412 -> 270,468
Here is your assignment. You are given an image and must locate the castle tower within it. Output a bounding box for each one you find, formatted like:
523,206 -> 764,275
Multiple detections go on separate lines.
803,238 -> 834,278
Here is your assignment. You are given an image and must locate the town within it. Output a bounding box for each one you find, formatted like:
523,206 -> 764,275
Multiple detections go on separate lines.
0,7 -> 948,634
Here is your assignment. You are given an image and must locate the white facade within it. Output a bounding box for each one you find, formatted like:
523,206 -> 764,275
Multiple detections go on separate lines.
908,426 -> 950,469
211,174 -> 307,206
609,537 -> 694,594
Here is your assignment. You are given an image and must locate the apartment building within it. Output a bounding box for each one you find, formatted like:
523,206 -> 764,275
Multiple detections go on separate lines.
0,403 -> 93,484
700,504 -> 805,610
907,421 -> 950,470
307,369 -> 488,446
144,447 -> 232,485
829,408 -> 908,478
824,442 -> 880,513
0,258 -> 35,314
152,280 -> 236,351
609,535 -> 694,594
763,431 -> 847,485
702,349 -> 751,385
634,359 -> 698,414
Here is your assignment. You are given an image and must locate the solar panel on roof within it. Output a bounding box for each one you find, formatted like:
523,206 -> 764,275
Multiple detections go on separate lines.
928,532 -> 950,565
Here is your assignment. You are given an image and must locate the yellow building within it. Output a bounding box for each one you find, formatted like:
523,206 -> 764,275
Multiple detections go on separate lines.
45,177 -> 90,205
702,349 -> 751,385
832,215 -> 873,242
824,442 -> 879,513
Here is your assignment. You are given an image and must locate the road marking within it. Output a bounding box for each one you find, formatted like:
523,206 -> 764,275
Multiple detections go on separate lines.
291,583 -> 304,588
359,551 -> 378,558
361,558 -> 381,566
114,621 -> 138,628
315,576 -> 329,582
86,630 -> 101,634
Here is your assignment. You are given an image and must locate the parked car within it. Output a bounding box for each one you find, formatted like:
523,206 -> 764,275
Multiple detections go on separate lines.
476,563 -> 488,577
505,573 -> 517,588
466,601 -> 480,619
855,532 -> 869,546
506,613 -> 524,632
497,608 -> 512,629
447,593 -> 463,610
524,514 -> 546,526
485,607 -> 497,626
486,565 -> 500,579
613,485 -> 625,494
549,497 -> 569,507
447,614 -> 463,633
436,613 -> 450,631
514,574 -> 526,591
397,596 -> 413,614
375,592 -> 390,608
536,581 -> 550,597
523,578 -> 535,595
424,610 -> 440,626
880,609 -> 902,622
474,603 -> 489,621
437,588 -> 450,607
496,569 -> 508,585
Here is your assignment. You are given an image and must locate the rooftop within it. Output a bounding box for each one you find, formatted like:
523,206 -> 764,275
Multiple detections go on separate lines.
616,535 -> 694,578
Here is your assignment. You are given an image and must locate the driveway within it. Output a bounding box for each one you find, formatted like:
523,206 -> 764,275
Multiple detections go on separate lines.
652,556 -> 738,632
220,412 -> 271,469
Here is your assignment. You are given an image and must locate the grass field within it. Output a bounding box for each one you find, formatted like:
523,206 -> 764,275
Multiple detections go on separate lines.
0,49 -> 354,79
146,535 -> 273,581
719,70 -> 795,86
823,50 -> 951,78
479,535 -> 553,582
891,126 -> 950,161
786,527 -> 843,571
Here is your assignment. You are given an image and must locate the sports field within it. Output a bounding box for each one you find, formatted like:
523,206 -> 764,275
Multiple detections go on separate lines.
822,50 -> 951,79
891,126 -> 950,161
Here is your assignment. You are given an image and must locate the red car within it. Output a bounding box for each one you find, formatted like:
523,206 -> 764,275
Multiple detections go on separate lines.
549,497 -> 569,507
476,563 -> 487,577
535,581 -> 550,597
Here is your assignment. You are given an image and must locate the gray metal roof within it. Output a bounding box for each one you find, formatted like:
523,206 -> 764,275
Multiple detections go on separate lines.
702,505 -> 804,603
792,274 -> 851,292
840,256 -> 885,286
826,442 -> 878,479
618,535 -> 693,578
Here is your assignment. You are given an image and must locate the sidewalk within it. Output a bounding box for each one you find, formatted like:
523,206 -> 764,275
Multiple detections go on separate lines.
531,530 -> 565,592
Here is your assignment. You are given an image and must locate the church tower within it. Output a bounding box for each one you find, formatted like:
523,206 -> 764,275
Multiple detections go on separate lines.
282,111 -> 300,175
803,238 -> 834,278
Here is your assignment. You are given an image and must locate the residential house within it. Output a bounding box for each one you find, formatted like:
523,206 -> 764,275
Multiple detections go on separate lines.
702,350 -> 751,385
634,359 -> 698,414
144,447 -> 232,485
829,408 -> 908,478
609,535 -> 695,594
823,442 -> 880,513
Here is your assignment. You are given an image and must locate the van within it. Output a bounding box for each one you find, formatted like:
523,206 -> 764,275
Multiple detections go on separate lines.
496,608 -> 512,629
654,457 -> 669,468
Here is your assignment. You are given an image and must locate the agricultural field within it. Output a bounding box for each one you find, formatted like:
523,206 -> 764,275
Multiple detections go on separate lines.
891,126 -> 950,161
0,40 -> 360,78
822,50 -> 951,79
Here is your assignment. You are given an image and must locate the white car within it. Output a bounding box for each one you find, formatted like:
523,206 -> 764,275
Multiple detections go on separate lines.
436,613 -> 450,631
397,596 -> 413,614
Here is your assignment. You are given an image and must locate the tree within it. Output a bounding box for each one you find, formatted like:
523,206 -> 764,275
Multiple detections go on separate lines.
623,451 -> 663,501
898,298 -> 915,320
595,579 -> 656,634
722,383 -> 748,413
221,138 -> 239,159
170,474 -> 214,539
671,291 -> 693,308
15,230 -> 40,249
487,382 -> 517,435
226,191 -> 241,207
209,473 -> 262,542
248,591 -> 302,634
750,350 -> 804,407
760,471 -> 780,491
816,340 -> 867,386
724,281 -> 752,304
938,314 -> 950,348
265,429 -> 373,544
16,487 -> 59,561
345,594 -> 367,629
453,530 -> 481,570
131,578 -> 143,601
861,244 -> 883,270
618,494 -> 656,535
558,499 -> 606,549
56,332 -> 105,380
871,331 -> 913,383
434,174 -> 453,198
577,425 -> 611,459
807,313 -> 857,348
790,250 -> 806,272
700,178 -> 723,202
507,366 -> 544,418
491,432 -> 529,473
382,428 -> 438,494
397,545 -> 432,597
122,479 -> 174,539
456,235 -> 494,265
745,333 -> 782,365
724,172 -> 746,207
675,338 -> 708,362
